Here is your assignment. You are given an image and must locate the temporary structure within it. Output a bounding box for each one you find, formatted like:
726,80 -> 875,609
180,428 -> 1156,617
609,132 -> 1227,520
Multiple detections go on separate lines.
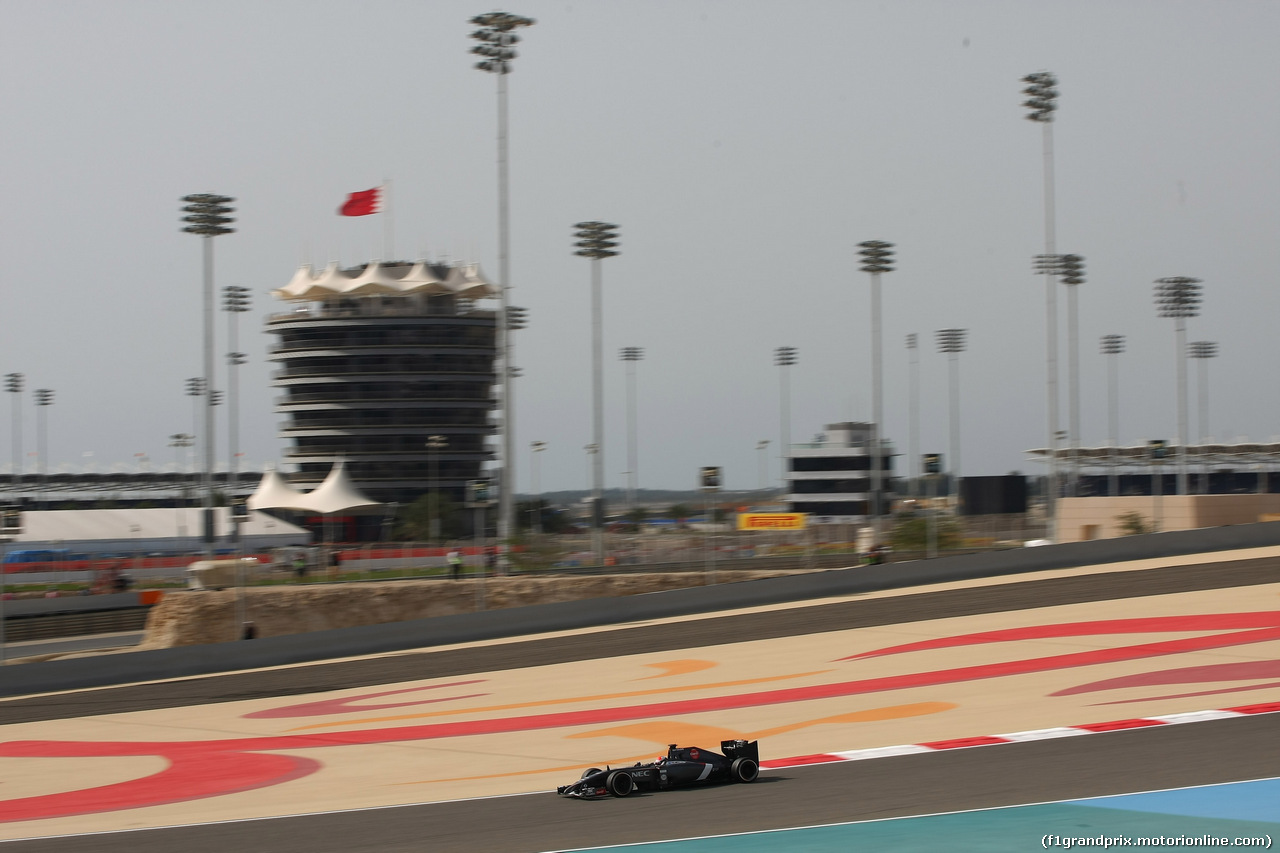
302,459 -> 381,515
247,466 -> 313,512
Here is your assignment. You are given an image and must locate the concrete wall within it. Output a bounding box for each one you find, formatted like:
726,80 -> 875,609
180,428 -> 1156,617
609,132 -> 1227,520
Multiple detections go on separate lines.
1056,494 -> 1280,542
140,570 -> 800,647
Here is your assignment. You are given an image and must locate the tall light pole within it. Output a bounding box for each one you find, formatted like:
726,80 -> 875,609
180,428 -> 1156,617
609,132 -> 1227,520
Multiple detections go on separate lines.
774,346 -> 797,490
583,443 -> 599,544
529,439 -> 546,534
5,373 -> 22,498
1100,334 -> 1126,497
224,285 -> 250,546
620,346 -> 643,512
1023,70 -> 1060,538
186,376 -> 206,502
756,440 -> 770,491
169,433 -> 194,504
936,329 -> 967,515
858,240 -> 894,539
470,12 -> 535,550
426,434 -> 448,544
34,389 -> 53,507
1059,254 -> 1085,496
1155,276 -> 1203,496
1189,340 -> 1219,494
906,334 -> 919,499
574,221 -> 620,566
181,193 -> 235,558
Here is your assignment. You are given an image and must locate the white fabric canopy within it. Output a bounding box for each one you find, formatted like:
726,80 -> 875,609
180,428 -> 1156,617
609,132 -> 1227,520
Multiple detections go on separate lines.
247,467 -> 313,512
302,458 -> 381,514
248,462 -> 381,514
273,260 -> 495,302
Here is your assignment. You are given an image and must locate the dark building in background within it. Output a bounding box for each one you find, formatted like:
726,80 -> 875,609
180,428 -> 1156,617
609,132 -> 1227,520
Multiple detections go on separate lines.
267,260 -> 498,512
960,475 -> 1028,516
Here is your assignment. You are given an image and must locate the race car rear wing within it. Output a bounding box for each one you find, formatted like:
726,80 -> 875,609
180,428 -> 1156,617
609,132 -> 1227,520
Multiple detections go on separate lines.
720,739 -> 759,763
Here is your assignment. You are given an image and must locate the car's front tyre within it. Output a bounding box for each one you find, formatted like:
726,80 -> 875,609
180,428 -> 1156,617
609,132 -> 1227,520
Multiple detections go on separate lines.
730,757 -> 759,783
606,770 -> 634,797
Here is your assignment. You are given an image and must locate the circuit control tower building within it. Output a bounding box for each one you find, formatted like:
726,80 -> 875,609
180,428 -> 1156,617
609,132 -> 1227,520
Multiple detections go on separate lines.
267,260 -> 498,508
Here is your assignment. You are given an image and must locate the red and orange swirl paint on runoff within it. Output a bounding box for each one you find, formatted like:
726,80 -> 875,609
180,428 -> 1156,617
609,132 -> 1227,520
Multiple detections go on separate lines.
1,610 -> 1278,823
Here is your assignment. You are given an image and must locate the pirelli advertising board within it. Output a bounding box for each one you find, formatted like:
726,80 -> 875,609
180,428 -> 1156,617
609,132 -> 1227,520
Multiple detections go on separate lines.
736,512 -> 808,531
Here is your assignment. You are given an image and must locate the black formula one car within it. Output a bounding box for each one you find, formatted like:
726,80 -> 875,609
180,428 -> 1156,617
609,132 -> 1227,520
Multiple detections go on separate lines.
556,740 -> 760,799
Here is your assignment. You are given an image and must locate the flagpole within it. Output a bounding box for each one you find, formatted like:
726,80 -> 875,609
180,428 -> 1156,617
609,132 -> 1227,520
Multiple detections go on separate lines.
383,179 -> 393,260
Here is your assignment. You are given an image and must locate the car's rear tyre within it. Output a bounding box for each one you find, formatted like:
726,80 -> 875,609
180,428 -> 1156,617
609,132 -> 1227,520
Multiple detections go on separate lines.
731,757 -> 759,783
606,770 -> 634,797
581,767 -> 602,779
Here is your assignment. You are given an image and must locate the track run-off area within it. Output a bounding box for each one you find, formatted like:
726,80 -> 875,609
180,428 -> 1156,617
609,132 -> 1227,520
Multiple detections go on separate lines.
1,546 -> 1278,851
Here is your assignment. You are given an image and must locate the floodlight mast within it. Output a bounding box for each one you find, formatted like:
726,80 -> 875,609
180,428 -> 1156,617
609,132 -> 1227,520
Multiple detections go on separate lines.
1154,276 -> 1203,496
858,240 -> 895,541
936,329 -> 968,516
1188,339 -> 1218,493
1100,334 -> 1126,496
1058,254 -> 1085,496
620,347 -> 644,512
181,192 -> 235,558
574,221 -> 620,566
470,11 -> 535,553
774,346 -> 797,489
1023,70 -> 1060,539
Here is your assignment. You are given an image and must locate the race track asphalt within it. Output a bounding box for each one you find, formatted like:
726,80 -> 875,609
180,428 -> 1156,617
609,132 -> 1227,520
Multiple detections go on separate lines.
3,714 -> 1275,852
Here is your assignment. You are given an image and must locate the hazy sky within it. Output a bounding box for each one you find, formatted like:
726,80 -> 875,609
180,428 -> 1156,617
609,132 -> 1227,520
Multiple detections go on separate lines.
2,0 -> 1278,494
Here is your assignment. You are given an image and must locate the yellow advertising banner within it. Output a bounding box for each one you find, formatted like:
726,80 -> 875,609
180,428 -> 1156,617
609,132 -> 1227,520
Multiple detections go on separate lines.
736,512 -> 808,531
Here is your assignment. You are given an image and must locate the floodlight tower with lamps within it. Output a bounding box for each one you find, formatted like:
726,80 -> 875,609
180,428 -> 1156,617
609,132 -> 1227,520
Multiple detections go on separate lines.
1059,254 -> 1085,495
1023,71 -> 1061,537
906,334 -> 919,499
858,240 -> 894,537
1100,334 -> 1126,497
5,373 -> 22,495
574,221 -> 619,566
181,192 -> 235,557
529,439 -> 546,534
223,285 -> 250,556
186,377 -> 205,470
169,433 -> 194,503
774,346 -> 797,488
34,389 -> 53,507
756,440 -> 770,491
1189,340 -> 1219,493
1154,276 -> 1202,496
470,11 -> 535,550
1188,341 -> 1218,443
936,329 -> 967,514
504,305 -> 528,522
620,347 -> 643,511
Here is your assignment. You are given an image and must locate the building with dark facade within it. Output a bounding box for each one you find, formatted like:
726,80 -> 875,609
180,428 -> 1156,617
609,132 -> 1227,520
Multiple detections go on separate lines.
266,260 -> 498,510
784,422 -> 895,521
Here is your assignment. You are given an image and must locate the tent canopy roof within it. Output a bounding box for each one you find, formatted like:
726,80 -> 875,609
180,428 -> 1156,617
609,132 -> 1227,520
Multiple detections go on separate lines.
248,462 -> 381,514
273,260 -> 496,302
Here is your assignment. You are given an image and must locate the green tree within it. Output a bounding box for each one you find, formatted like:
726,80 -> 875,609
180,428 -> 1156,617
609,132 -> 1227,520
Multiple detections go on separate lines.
1115,510 -> 1154,535
396,492 -> 463,541
516,499 -> 572,533
622,505 -> 649,528
666,504 -> 693,527
889,512 -> 961,551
